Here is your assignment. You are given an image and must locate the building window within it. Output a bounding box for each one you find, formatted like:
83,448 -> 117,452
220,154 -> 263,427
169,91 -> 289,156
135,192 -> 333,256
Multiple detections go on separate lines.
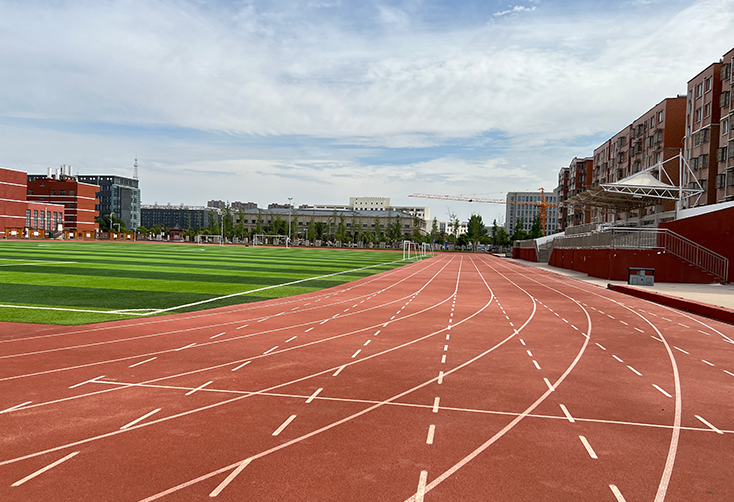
33,210 -> 38,229
704,103 -> 711,118
724,120 -> 729,135
658,111 -> 663,122
697,83 -> 703,97
695,108 -> 702,122
60,190 -> 66,195
26,209 -> 31,227
705,77 -> 711,92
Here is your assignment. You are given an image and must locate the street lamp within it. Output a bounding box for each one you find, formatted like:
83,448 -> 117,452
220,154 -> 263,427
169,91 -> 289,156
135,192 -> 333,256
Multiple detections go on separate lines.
287,197 -> 293,247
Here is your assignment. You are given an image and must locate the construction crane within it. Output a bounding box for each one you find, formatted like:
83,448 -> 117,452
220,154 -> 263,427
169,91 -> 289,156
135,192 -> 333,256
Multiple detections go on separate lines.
409,189 -> 557,236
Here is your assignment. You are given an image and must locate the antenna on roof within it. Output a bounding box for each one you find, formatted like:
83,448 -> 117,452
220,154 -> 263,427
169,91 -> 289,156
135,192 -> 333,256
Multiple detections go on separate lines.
133,157 -> 139,180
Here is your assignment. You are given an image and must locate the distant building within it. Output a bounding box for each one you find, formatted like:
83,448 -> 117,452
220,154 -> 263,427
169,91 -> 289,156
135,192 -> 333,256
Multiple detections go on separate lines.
556,157 -> 593,230
312,197 -> 430,222
208,200 -> 258,211
504,191 -> 559,236
141,203 -> 218,231
717,48 -> 734,202
27,166 -> 98,233
75,174 -> 141,230
0,167 -> 66,238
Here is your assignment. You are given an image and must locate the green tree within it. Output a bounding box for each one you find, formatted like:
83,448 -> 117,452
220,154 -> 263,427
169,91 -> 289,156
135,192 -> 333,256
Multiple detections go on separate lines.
373,215 -> 382,241
529,215 -> 543,239
430,217 -> 439,243
466,213 -> 488,250
307,216 -> 316,241
337,213 -> 347,243
512,217 -> 528,242
447,211 -> 460,243
412,216 -> 423,243
255,210 -> 264,236
315,221 -> 326,240
96,213 -> 127,232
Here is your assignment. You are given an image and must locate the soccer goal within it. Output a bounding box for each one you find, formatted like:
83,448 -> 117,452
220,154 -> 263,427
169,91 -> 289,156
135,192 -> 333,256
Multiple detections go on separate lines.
253,234 -> 290,247
196,234 -> 223,245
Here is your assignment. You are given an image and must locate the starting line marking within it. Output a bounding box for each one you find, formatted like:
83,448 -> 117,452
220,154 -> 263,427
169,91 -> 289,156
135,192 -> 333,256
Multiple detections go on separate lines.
609,484 -> 627,502
209,458 -> 253,498
578,435 -> 598,459
415,470 -> 428,502
12,451 -> 80,487
426,425 -> 436,444
272,415 -> 297,436
432,397 -> 440,413
185,381 -> 213,396
333,365 -> 346,377
305,388 -> 323,404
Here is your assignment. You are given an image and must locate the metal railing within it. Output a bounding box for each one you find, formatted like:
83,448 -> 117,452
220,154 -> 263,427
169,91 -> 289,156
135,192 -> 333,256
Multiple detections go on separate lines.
552,227 -> 729,282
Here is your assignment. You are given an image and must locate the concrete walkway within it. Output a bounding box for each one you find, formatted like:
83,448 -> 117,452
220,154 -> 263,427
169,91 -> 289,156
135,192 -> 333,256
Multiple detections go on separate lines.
507,257 -> 734,311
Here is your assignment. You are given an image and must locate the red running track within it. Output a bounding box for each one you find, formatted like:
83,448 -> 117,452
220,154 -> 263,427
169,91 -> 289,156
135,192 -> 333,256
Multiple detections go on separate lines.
0,254 -> 733,501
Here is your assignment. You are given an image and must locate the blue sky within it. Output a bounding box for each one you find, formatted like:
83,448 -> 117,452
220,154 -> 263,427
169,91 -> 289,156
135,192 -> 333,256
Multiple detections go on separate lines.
1,0 -> 733,222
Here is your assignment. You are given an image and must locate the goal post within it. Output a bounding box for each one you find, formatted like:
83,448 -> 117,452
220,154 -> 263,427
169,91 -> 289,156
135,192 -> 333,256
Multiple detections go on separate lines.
196,234 -> 223,245
252,234 -> 289,247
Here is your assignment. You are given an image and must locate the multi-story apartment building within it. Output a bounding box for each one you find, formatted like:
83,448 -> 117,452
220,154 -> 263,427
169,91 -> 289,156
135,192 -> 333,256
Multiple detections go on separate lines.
0,167 -> 30,237
311,197 -> 429,222
718,48 -> 734,202
207,200 -> 258,211
505,191 -> 559,236
26,167 -> 99,233
685,64 -> 722,206
556,157 -> 593,230
74,174 -> 141,230
141,204 -> 217,231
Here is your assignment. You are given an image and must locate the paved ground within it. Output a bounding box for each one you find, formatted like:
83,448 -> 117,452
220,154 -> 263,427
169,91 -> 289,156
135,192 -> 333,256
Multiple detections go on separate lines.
0,254 -> 732,501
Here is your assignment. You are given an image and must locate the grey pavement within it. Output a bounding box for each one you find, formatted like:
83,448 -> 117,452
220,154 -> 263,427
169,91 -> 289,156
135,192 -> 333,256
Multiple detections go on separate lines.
502,256 -> 734,311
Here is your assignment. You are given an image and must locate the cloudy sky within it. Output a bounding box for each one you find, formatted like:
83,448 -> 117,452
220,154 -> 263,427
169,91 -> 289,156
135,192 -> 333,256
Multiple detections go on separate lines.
1,0 -> 733,222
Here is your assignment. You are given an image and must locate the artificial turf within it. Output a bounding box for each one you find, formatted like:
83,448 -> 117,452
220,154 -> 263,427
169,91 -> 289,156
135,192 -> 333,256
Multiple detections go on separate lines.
0,240 -> 409,325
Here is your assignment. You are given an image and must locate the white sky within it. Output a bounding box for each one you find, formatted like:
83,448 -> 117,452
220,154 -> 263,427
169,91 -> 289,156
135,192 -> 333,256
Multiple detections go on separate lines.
1,0 -> 732,222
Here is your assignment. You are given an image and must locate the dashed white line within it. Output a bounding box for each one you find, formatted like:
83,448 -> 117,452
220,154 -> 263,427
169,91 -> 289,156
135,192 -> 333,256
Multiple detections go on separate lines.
374,330 -> 381,336
285,336 -> 297,343
11,451 -> 80,487
263,346 -> 278,355
571,325 -> 578,331
559,404 -> 575,423
627,366 -> 642,376
695,415 -> 723,434
653,384 -> 672,398
651,336 -> 663,342
333,365 -> 346,377
579,435 -> 598,459
272,415 -> 297,436
724,370 -> 734,377
562,318 -> 568,323
702,360 -> 715,367
231,361 -> 250,371
698,330 -> 710,336
175,343 -> 196,351
320,319 -> 329,325
607,315 -> 615,319
185,381 -> 212,396
620,321 -> 628,326
543,378 -> 554,391
390,316 -> 395,320
441,355 -> 447,364
432,397 -> 440,413
129,357 -> 157,368
210,332 -> 226,339
443,345 -> 448,351
364,340 -> 371,346
426,425 -> 436,444
673,346 -> 689,355
415,470 -> 428,502
612,355 -> 623,363
305,388 -> 323,404
69,375 -> 105,389
121,408 -> 161,430
595,343 -> 606,351
679,323 -> 689,328
519,339 -> 526,346
526,350 -> 533,357
532,360 -> 541,370
662,317 -> 671,322
445,334 -> 450,341
634,328 -> 644,333
609,484 -> 627,502
209,459 -> 253,497
305,327 -> 314,333
437,371 -> 444,384
236,324 -> 249,330
351,349 -> 362,358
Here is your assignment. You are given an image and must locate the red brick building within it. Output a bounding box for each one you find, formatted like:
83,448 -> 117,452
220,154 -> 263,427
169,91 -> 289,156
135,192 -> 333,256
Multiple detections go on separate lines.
718,48 -> 734,202
1,167 -> 66,238
27,177 -> 98,234
557,157 -> 592,230
686,63 -> 722,206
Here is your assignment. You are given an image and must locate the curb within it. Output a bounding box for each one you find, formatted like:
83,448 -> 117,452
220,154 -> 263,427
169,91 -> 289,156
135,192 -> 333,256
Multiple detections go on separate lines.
607,284 -> 734,326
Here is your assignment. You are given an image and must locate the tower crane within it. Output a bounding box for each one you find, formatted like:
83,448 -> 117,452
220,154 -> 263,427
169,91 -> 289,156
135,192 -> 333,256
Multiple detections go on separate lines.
409,189 -> 557,236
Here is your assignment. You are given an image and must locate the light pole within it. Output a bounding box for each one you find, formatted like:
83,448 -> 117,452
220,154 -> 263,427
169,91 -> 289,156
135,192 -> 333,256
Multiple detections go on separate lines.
287,197 -> 293,246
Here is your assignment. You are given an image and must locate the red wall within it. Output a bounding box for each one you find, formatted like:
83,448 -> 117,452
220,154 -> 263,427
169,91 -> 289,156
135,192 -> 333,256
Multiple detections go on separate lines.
659,206 -> 734,282
0,167 -> 29,237
512,247 -> 538,262
548,248 -> 718,283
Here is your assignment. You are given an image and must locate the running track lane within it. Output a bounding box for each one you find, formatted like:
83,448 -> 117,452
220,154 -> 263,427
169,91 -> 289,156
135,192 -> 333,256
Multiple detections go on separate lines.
0,254 -> 732,501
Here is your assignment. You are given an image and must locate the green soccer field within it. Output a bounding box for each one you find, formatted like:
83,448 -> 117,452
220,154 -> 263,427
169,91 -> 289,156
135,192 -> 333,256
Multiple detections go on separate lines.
0,240 -> 410,325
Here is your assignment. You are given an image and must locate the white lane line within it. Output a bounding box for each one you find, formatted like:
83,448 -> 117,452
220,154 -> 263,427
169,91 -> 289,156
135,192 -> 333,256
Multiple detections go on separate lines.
648,312 -> 657,317
634,328 -> 644,333
620,321 -> 628,326
532,360 -> 541,370
285,336 -> 297,343
554,312 -> 559,316
724,370 -> 734,377
438,371 -> 444,384
333,365 -> 346,377
320,319 -> 329,325
443,345 -> 448,351
653,384 -> 672,398
0,401 -> 32,414
374,330 -> 381,336
612,355 -> 623,363
695,415 -> 723,434
519,339 -> 526,346
526,350 -> 533,357
305,327 -> 314,333
441,355 -> 446,364
305,388 -> 323,404
679,323 -> 689,328
609,484 -> 627,502
185,381 -> 213,396
561,318 -> 568,323
257,318 -> 268,323
598,311 -> 605,315
662,317 -> 671,322
432,397 -> 440,413
175,343 -> 196,351
364,340 -> 371,346
673,346 -> 689,355
559,404 -> 575,423
210,332 -> 226,339
344,308 -> 350,312
263,346 -> 278,355
571,325 -> 578,331
607,315 -> 615,319
231,361 -> 250,371
426,425 -> 436,444
698,330 -> 710,336
209,458 -> 253,498
390,316 -> 395,320
11,451 -> 80,487
121,408 -> 161,429
129,357 -> 157,368
627,366 -> 642,376
351,349 -> 362,358
702,360 -> 715,367
383,322 -> 389,327
272,415 -> 297,436
445,334 -> 450,341
595,343 -> 606,351
415,470 -> 428,502
509,322 -> 514,327
543,378 -> 554,391
579,435 -> 598,459
69,375 -> 105,389
652,336 -> 663,342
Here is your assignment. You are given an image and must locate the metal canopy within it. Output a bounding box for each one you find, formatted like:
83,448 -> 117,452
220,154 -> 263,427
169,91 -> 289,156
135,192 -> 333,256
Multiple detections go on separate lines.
565,155 -> 704,212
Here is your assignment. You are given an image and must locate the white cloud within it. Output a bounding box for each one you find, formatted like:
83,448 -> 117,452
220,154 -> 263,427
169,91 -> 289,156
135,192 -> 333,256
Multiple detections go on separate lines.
493,5 -> 537,17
